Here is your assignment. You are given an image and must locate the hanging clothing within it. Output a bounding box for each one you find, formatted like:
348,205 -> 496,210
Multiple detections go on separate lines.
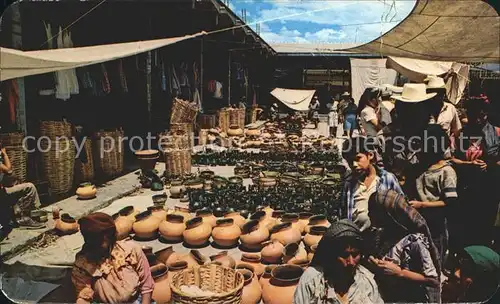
64,31 -> 79,95
101,64 -> 111,94
7,80 -> 19,124
118,60 -> 128,93
170,64 -> 180,91
193,88 -> 202,113
213,81 -> 223,99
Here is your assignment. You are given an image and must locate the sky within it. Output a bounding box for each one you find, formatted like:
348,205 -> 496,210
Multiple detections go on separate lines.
226,0 -> 416,45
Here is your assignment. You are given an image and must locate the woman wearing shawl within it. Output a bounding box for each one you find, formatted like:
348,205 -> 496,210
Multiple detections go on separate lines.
71,213 -> 154,304
294,219 -> 383,304
365,189 -> 441,303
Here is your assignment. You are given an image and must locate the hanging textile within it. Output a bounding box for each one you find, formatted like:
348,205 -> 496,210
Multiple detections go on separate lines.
213,81 -> 223,99
64,30 -> 79,95
445,63 -> 470,105
118,59 -> 128,93
252,86 -> 257,106
101,64 -> 111,94
7,80 -> 19,123
350,58 -> 398,104
55,27 -> 71,100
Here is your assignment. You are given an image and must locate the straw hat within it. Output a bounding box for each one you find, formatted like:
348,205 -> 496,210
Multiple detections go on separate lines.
383,84 -> 403,94
426,76 -> 446,89
391,83 -> 437,103
341,92 -> 350,97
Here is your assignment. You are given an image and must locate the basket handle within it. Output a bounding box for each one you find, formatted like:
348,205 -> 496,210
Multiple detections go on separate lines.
194,266 -> 201,287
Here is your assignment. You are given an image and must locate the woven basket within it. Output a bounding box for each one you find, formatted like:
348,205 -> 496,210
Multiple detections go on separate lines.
171,98 -> 199,124
164,148 -> 191,177
250,107 -> 263,124
170,264 -> 244,304
170,123 -> 193,148
198,129 -> 209,146
199,114 -> 217,129
94,129 -> 124,177
39,121 -> 75,194
159,131 -> 190,150
0,132 -> 27,182
228,108 -> 245,130
78,139 -> 95,182
218,109 -> 230,133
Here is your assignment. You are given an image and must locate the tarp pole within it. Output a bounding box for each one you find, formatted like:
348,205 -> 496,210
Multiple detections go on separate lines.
200,38 -> 204,110
228,51 -> 231,106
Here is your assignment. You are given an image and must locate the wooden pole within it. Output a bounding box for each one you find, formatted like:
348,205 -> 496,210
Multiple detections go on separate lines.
228,51 -> 231,106
200,38 -> 204,110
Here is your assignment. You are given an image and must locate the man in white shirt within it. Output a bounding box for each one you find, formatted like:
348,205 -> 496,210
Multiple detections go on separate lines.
360,88 -> 383,137
326,98 -> 339,137
426,76 -> 462,138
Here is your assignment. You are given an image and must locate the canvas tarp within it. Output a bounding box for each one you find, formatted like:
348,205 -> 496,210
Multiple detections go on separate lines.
346,0 -> 499,62
0,32 -> 205,81
350,58 -> 398,104
270,88 -> 316,111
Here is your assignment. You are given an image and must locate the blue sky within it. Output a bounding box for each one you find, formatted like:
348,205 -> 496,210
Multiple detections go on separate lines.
226,0 -> 416,44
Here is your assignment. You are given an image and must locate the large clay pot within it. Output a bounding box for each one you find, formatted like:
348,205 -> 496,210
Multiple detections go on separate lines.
305,215 -> 331,234
151,263 -> 171,304
210,251 -> 236,269
240,220 -> 270,251
183,217 -> 212,247
171,205 -> 192,223
282,243 -> 307,264
304,226 -> 327,250
228,124 -> 244,137
184,178 -> 204,190
167,261 -> 188,282
169,180 -> 185,198
298,212 -> 313,235
159,214 -> 185,242
250,211 -> 276,232
142,246 -> 159,267
262,265 -> 304,304
212,218 -> 241,248
237,269 -> 263,304
259,265 -> 277,291
148,205 -> 167,221
238,253 -> 265,277
118,206 -> 139,223
155,246 -> 183,265
135,149 -> 160,173
182,249 -> 208,268
280,213 -> 304,234
270,222 -> 302,246
53,210 -> 79,235
271,210 -> 285,225
76,183 -> 97,200
245,128 -> 261,137
196,209 -> 217,228
225,211 -> 246,229
114,213 -> 133,240
261,240 -> 284,264
133,210 -> 161,240
308,244 -> 317,262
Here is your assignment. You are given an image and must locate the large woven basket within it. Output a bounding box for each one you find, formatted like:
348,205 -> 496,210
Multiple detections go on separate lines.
0,132 -> 27,182
228,108 -> 245,130
94,129 -> 124,177
198,129 -> 209,146
170,123 -> 193,148
199,114 -> 217,129
159,131 -> 190,150
170,264 -> 244,304
218,109 -> 230,133
39,121 -> 75,194
164,148 -> 191,177
171,98 -> 199,124
78,138 -> 95,182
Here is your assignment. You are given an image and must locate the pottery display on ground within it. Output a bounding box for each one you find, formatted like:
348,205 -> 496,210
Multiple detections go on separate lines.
158,214 -> 185,242
308,244 -> 317,261
171,205 -> 192,223
148,205 -> 167,221
183,217 -> 212,247
237,268 -> 263,304
270,222 -> 302,246
259,265 -> 277,291
262,265 -> 304,304
260,240 -> 284,264
151,263 -> 171,304
211,218 -> 241,248
303,226 -> 327,250
114,213 -> 134,240
210,251 -> 236,269
304,215 -> 331,234
224,210 -> 246,228
133,210 -> 161,240
169,180 -> 185,198
282,243 -> 307,264
135,149 -> 160,173
240,220 -> 270,251
155,246 -> 183,265
280,213 -> 304,234
76,183 -> 97,200
52,208 -> 79,235
196,209 -> 217,228
238,253 -> 265,277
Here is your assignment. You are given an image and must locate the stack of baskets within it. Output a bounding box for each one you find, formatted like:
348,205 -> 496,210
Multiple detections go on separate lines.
95,129 -> 124,177
217,108 -> 230,133
39,121 -> 75,194
0,132 -> 28,182
229,108 -> 245,129
170,123 -> 193,148
171,98 -> 198,124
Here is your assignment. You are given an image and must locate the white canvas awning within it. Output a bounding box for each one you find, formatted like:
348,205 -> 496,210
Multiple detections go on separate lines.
346,0 -> 500,62
270,88 -> 316,111
0,32 -> 205,81
350,58 -> 398,104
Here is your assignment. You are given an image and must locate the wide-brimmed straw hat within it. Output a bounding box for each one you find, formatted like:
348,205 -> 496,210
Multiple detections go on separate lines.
341,92 -> 350,97
392,83 -> 437,103
426,76 -> 446,89
383,84 -> 403,94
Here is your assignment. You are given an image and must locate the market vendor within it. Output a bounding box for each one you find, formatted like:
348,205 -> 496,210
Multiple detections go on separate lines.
309,96 -> 320,128
270,102 -> 279,120
72,212 -> 154,304
294,219 -> 383,303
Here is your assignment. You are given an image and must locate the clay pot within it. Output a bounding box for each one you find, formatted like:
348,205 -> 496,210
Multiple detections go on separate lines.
53,212 -> 79,235
259,265 -> 277,291
228,176 -> 243,186
133,210 -> 161,240
261,240 -> 284,264
240,220 -> 270,251
169,180 -> 185,198
282,243 -> 307,264
135,149 -> 160,173
150,263 -> 171,303
114,213 -> 133,240
245,128 -> 261,137
182,250 -> 208,268
152,193 -> 168,206
271,210 -> 285,223
290,258 -> 310,269
159,214 -> 185,242
118,206 -> 139,223
184,178 -> 204,190
280,213 -> 304,234
203,179 -> 213,191
237,269 -> 262,304
212,218 -> 242,248
155,246 -> 183,265
250,210 -> 277,231
183,217 -> 212,247
228,125 -> 244,137
298,212 -> 313,234
196,209 -> 217,228
76,183 -> 97,200
210,251 -> 236,269
199,170 -> 215,180
224,211 -> 246,229
270,222 -> 302,246
143,246 -> 160,267
148,205 -> 167,221
304,226 -> 327,250
262,265 -> 304,304
212,176 -> 228,188
304,215 -> 331,234
167,261 -> 188,282
171,205 -> 192,223
258,177 -> 276,189
308,244 -> 317,262
238,253 -> 265,277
